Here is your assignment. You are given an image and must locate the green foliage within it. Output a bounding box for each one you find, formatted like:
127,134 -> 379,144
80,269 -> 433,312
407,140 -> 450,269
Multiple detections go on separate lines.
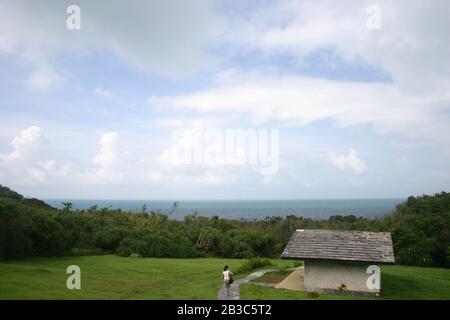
0,185 -> 449,268
0,199 -> 71,259
219,229 -> 255,258
292,260 -> 303,268
62,202 -> 73,212
238,257 -> 273,273
0,185 -> 24,201
70,247 -> 104,256
94,227 -> 129,251
306,290 -> 320,298
0,185 -> 55,210
446,246 -> 450,267
117,228 -> 202,258
196,226 -> 222,252
385,192 -> 450,267
338,283 -> 348,292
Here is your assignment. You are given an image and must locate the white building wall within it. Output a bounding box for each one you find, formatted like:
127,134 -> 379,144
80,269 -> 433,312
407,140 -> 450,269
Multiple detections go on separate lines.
304,259 -> 380,295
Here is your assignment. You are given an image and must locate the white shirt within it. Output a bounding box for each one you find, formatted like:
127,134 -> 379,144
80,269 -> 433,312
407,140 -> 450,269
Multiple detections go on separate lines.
223,270 -> 230,280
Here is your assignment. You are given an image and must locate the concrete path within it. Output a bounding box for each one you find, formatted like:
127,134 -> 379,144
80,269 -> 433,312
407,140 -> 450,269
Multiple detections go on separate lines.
217,269 -> 277,300
275,267 -> 305,291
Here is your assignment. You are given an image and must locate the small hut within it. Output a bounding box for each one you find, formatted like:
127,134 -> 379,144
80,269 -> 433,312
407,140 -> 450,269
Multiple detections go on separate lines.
281,229 -> 395,296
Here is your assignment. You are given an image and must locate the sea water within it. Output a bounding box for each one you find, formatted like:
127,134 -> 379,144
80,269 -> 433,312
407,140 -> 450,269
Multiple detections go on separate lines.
44,198 -> 402,220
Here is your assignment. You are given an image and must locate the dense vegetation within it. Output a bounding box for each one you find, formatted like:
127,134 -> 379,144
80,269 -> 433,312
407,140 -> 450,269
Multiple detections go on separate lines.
0,185 -> 449,267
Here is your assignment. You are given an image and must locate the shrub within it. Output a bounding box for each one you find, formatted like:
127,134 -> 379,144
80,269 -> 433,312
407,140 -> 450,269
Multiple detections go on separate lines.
1,185 -> 449,268
446,246 -> 450,267
219,230 -> 253,258
117,237 -> 147,257
292,261 -> 303,268
306,290 -> 320,298
387,192 -> 450,267
94,227 -> 128,251
70,247 -> 104,256
237,257 -> 273,273
117,229 -> 203,258
338,283 -> 348,292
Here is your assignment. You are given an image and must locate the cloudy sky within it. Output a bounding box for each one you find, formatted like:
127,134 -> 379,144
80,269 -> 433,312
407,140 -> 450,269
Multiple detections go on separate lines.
0,0 -> 449,199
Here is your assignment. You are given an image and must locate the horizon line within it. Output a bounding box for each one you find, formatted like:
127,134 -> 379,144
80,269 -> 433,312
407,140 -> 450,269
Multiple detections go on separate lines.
41,197 -> 405,201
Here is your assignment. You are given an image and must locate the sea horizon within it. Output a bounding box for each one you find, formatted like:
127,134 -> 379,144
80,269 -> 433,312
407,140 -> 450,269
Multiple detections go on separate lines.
44,198 -> 404,220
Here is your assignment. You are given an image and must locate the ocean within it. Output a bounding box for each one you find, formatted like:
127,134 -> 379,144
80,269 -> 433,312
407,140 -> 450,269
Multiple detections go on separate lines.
44,198 -> 403,220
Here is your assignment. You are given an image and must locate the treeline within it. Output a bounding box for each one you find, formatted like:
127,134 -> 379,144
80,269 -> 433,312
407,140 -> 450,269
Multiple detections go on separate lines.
0,185 -> 449,267
384,193 -> 450,267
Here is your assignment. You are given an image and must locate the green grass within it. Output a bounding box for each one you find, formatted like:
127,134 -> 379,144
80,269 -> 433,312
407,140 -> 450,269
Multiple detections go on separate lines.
240,284 -> 366,300
241,264 -> 450,300
380,265 -> 450,299
0,255 -> 291,300
1,256 -> 449,300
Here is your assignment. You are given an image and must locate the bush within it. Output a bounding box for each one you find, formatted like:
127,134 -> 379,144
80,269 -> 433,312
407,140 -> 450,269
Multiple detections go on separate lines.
387,192 -> 450,267
446,246 -> 450,267
0,199 -> 71,259
338,283 -> 348,292
70,248 -> 104,256
117,237 -> 147,257
306,290 -> 320,298
117,229 -> 203,258
94,227 -> 128,251
1,185 -> 449,268
237,257 -> 273,273
219,230 -> 255,258
292,260 -> 303,268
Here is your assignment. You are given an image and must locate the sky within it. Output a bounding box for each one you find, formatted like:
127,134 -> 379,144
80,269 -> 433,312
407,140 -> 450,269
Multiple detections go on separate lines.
0,0 -> 449,199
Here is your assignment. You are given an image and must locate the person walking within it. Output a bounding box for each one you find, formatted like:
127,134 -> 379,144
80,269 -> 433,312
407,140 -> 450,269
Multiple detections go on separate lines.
222,265 -> 234,297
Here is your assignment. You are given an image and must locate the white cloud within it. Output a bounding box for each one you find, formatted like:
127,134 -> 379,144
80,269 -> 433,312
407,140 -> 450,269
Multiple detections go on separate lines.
25,66 -> 63,91
149,71 -> 450,152
151,114 -> 236,129
94,132 -> 119,168
0,126 -> 247,189
155,129 -> 240,186
0,126 -> 44,162
93,87 -> 113,99
328,149 -> 367,174
91,132 -> 124,181
0,126 -> 54,185
227,0 -> 450,92
0,128 -> 122,186
1,1 -> 449,198
0,0 -> 225,78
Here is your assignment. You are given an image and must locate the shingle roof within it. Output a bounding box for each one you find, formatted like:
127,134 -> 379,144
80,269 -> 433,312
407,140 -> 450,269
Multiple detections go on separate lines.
281,229 -> 395,263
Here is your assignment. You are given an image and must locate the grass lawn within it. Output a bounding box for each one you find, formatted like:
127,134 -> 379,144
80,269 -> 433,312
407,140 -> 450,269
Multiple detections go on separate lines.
0,255 -> 292,300
1,255 -> 449,300
241,264 -> 450,300
241,284 -> 366,300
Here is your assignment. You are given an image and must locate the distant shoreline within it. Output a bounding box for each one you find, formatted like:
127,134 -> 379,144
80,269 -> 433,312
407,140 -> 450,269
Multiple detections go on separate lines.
44,198 -> 403,220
